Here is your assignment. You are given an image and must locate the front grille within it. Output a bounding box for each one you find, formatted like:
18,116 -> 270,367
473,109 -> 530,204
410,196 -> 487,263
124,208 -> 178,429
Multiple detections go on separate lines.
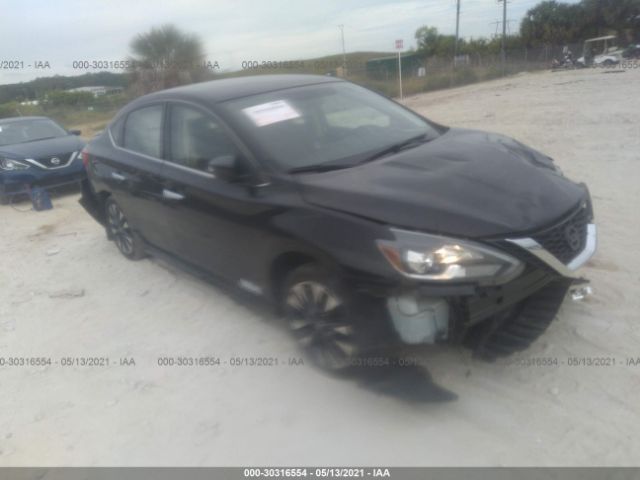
532,204 -> 590,264
34,153 -> 72,169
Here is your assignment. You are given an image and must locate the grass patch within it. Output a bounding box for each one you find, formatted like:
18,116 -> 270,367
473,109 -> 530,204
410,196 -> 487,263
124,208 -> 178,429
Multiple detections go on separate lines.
1,102 -> 125,139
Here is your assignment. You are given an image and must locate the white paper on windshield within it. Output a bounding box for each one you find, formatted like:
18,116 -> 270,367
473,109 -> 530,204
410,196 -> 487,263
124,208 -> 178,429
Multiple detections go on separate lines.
243,100 -> 300,127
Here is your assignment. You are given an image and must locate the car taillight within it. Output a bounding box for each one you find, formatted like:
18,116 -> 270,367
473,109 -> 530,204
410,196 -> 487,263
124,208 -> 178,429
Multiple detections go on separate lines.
81,149 -> 89,167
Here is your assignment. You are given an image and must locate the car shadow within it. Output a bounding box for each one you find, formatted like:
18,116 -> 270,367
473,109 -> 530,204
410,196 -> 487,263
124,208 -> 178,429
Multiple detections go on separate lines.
340,362 -> 459,403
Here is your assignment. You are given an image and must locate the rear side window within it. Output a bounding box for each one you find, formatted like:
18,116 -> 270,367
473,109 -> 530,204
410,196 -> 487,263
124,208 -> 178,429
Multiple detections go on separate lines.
109,116 -> 125,146
123,105 -> 163,158
168,104 -> 240,172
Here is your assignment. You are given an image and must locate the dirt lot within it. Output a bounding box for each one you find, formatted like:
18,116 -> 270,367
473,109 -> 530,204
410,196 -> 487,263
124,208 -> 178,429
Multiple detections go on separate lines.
1,67 -> 640,466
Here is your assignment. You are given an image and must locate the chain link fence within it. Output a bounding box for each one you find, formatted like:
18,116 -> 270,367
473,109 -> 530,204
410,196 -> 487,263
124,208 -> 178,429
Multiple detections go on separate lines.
339,44 -> 584,98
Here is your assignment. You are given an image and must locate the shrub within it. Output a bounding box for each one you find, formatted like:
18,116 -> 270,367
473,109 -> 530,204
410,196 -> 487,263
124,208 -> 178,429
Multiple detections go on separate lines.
0,102 -> 20,119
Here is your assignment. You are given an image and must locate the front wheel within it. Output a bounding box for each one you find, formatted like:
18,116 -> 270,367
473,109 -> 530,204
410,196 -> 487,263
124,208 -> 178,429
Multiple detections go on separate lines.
281,264 -> 361,371
105,198 -> 146,260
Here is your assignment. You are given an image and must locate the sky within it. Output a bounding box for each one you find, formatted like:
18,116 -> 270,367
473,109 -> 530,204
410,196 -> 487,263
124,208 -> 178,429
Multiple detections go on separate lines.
0,0 -> 580,85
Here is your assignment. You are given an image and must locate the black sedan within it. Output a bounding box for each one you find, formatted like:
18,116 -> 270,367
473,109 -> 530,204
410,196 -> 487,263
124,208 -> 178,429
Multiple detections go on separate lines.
0,116 -> 86,204
80,75 -> 596,370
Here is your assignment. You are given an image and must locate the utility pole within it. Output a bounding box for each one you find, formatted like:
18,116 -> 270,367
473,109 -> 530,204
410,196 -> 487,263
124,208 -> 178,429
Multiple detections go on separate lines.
498,0 -> 507,75
454,0 -> 461,67
338,24 -> 347,77
395,39 -> 404,100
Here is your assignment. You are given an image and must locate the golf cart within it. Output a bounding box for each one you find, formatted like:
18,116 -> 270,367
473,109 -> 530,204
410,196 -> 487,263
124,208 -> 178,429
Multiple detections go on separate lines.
576,35 -> 623,67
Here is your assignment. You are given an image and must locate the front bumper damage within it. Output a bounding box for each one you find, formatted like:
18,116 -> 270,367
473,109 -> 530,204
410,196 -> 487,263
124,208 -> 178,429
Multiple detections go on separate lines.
384,265 -> 593,348
368,203 -> 597,348
505,224 -> 597,280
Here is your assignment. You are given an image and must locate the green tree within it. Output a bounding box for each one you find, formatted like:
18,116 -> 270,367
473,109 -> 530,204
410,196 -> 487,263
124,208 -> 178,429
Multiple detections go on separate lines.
128,24 -> 208,94
582,0 -> 640,36
414,26 -> 441,57
414,25 -> 464,58
520,0 -> 640,46
520,1 -> 583,46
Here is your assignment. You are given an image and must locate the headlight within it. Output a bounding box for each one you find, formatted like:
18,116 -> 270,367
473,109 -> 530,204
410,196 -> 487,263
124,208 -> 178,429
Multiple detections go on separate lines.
377,228 -> 524,285
0,158 -> 30,171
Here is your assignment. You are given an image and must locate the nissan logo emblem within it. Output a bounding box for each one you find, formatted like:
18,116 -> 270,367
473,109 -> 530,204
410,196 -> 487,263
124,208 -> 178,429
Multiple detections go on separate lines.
564,225 -> 582,252
50,157 -> 61,165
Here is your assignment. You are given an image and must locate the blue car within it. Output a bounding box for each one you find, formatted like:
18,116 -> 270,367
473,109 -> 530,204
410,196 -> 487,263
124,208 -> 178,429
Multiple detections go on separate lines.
0,116 -> 86,204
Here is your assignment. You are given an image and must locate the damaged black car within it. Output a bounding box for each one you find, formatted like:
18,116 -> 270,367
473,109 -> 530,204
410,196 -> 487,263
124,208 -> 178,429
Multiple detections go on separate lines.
80,75 -> 596,369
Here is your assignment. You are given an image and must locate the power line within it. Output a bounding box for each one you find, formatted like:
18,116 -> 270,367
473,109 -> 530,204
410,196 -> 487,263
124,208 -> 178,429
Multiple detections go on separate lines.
490,20 -> 500,37
490,19 -> 516,37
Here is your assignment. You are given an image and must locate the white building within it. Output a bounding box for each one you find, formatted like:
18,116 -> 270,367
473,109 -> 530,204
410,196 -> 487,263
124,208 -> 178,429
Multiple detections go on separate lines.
66,86 -> 123,97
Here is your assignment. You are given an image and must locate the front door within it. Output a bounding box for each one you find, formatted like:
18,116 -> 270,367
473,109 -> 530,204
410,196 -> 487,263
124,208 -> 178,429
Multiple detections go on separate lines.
158,102 -> 272,285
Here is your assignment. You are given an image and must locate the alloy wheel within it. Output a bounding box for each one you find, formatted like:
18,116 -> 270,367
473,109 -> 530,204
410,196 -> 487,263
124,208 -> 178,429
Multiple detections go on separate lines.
285,280 -> 358,370
107,201 -> 135,257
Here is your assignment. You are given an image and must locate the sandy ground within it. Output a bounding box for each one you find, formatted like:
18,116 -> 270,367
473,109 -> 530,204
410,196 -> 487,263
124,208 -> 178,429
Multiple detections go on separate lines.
1,66 -> 640,466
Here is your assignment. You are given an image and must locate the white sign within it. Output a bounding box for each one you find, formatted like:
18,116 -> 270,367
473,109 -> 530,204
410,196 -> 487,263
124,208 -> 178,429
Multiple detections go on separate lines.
395,39 -> 403,50
243,100 -> 301,127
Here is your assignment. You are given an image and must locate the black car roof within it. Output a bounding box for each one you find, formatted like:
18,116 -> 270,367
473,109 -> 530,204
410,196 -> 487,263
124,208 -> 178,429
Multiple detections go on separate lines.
0,116 -> 51,124
135,74 -> 344,106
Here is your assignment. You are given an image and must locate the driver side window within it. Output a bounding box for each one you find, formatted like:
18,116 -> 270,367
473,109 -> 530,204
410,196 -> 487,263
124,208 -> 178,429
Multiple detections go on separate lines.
169,104 -> 240,173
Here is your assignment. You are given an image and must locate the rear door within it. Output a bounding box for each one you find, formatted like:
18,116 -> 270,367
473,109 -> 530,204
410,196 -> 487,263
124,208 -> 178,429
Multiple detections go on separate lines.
107,103 -> 174,252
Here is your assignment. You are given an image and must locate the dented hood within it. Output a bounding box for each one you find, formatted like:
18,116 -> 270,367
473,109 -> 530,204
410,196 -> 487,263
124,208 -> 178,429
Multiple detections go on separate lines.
298,128 -> 587,238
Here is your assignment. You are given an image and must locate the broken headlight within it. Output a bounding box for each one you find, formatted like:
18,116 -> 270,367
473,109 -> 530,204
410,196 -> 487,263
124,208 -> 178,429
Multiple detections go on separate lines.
377,228 -> 524,285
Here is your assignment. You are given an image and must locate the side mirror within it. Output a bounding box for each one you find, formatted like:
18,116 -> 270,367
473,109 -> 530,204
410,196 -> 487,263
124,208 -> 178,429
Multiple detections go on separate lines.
206,155 -> 238,182
69,129 -> 82,136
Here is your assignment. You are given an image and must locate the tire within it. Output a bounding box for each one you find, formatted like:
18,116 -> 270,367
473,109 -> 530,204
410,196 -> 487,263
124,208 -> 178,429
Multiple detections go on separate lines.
104,198 -> 146,260
281,263 -> 361,371
465,281 -> 571,361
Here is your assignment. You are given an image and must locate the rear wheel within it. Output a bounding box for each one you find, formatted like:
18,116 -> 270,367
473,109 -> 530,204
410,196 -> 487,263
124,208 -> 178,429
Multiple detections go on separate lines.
281,264 -> 360,371
105,198 -> 145,260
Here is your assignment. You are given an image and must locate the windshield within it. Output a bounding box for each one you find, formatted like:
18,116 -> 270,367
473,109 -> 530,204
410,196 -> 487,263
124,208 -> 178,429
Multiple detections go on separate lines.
0,118 -> 68,146
220,82 -> 441,171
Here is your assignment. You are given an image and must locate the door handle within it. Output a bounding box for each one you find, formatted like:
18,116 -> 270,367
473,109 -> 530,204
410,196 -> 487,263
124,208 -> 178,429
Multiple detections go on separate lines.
162,189 -> 185,201
111,172 -> 126,182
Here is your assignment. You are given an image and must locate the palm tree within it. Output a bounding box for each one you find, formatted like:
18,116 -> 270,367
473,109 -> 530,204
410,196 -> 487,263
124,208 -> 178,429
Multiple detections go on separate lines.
129,24 -> 207,94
